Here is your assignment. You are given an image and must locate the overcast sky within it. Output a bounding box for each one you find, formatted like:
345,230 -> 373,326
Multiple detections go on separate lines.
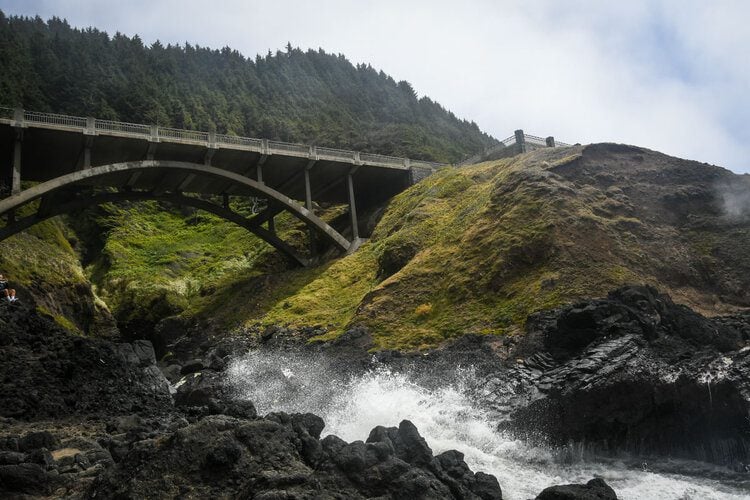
2,0 -> 749,173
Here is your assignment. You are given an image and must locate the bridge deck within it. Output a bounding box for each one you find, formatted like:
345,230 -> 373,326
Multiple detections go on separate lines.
0,108 -> 443,207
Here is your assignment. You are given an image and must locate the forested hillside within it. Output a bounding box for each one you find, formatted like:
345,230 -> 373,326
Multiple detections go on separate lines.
0,11 -> 496,162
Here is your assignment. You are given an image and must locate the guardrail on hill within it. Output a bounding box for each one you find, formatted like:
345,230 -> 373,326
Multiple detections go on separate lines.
0,107 -> 445,171
458,129 -> 572,166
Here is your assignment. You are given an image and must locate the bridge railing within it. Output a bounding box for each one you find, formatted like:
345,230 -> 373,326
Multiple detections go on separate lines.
0,106 -> 452,171
215,134 -> 263,149
25,110 -> 87,129
524,134 -> 549,146
95,118 -> 151,136
268,140 -> 310,156
159,127 -> 209,143
458,130 -> 574,166
317,146 -> 357,163
411,162 -> 443,170
359,152 -> 404,167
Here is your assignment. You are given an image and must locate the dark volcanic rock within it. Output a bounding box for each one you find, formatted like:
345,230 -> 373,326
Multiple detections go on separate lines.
0,302 -> 172,420
487,285 -> 750,468
536,478 -> 617,500
0,462 -> 57,495
86,415 -> 503,499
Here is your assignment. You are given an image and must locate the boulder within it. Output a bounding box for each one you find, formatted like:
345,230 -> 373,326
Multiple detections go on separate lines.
132,340 -> 157,366
0,463 -> 56,495
536,478 -> 617,500
180,359 -> 205,375
19,431 -> 58,452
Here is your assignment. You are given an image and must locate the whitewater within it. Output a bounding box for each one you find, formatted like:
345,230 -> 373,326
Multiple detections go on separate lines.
227,351 -> 750,500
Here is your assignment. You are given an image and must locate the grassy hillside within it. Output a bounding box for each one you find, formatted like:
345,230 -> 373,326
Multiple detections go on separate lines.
193,144 -> 749,351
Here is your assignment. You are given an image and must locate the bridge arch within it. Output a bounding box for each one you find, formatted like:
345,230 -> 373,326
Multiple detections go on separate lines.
0,160 -> 354,266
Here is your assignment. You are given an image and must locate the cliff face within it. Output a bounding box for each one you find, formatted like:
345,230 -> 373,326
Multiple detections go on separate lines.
0,218 -> 115,336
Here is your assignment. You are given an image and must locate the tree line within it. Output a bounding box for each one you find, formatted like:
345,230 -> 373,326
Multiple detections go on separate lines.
0,12 -> 497,162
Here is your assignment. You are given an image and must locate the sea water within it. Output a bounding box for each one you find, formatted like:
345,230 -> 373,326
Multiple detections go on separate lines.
226,351 -> 750,500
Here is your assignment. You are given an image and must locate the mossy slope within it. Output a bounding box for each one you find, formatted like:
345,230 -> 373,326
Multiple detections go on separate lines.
251,145 -> 750,350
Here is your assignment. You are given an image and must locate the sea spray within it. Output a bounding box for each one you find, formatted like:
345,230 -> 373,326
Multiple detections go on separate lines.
226,350 -> 749,500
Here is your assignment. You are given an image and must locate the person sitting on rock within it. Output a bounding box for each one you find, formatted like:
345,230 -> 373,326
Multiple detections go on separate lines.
0,274 -> 17,302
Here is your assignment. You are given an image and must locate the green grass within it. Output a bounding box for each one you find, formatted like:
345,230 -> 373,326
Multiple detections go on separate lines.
89,200 -> 285,321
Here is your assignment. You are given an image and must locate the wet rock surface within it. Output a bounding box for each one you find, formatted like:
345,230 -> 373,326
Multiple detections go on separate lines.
536,478 -> 618,500
87,414 -> 503,500
479,285 -> 750,468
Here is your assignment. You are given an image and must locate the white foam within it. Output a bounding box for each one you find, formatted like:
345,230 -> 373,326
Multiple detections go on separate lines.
226,351 -> 750,500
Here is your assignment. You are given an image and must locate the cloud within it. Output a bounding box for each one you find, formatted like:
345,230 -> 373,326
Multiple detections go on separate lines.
2,0 -> 749,172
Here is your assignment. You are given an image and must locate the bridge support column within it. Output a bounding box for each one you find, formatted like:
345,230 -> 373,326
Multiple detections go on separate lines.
546,136 -> 555,147
515,129 -> 526,154
82,136 -> 94,170
347,168 -> 359,241
305,160 -> 316,255
12,129 -> 22,195
254,155 -> 275,233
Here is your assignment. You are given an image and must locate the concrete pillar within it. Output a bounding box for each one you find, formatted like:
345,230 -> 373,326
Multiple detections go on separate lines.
347,170 -> 359,240
146,142 -> 158,161
255,163 -> 273,231
83,147 -> 91,169
304,162 -> 314,211
150,125 -> 159,141
546,136 -> 556,147
305,161 -> 315,255
86,117 -> 96,134
11,129 -> 22,195
514,129 -> 526,154
83,137 -> 93,170
204,147 -> 216,166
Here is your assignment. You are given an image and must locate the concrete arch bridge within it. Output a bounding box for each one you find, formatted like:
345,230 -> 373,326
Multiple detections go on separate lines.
0,108 -> 442,266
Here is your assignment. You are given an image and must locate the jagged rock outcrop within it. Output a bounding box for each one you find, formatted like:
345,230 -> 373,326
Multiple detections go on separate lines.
479,285 -> 750,468
86,414 -> 502,500
0,301 -> 172,420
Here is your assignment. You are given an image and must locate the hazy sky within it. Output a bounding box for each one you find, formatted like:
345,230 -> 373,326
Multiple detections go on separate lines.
2,0 -> 749,173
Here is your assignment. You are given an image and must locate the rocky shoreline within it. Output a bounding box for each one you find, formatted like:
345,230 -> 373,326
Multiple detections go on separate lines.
3,285 -> 750,498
